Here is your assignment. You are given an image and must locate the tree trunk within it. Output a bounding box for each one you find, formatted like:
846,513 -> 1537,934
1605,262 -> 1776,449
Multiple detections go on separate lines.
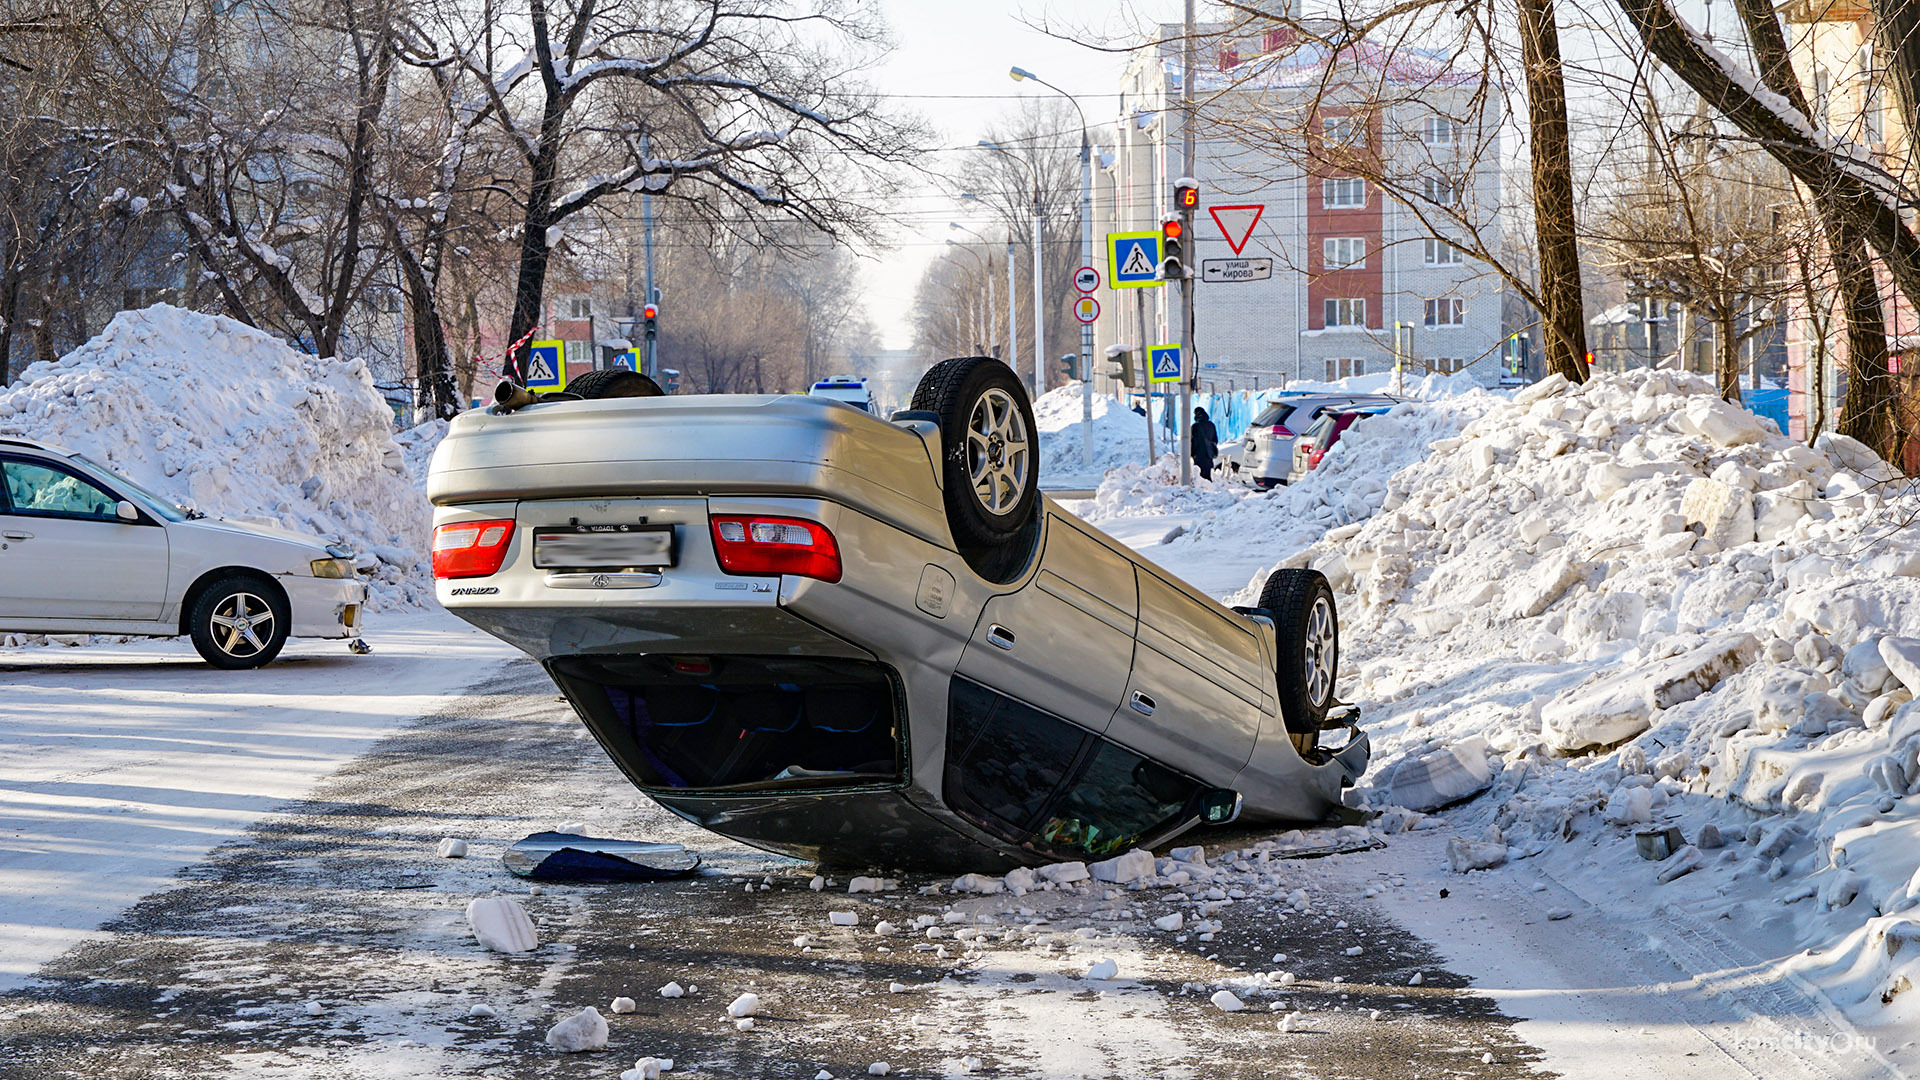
1875,0 -> 1920,140
1518,0 -> 1591,383
0,261 -> 18,386
1717,312 -> 1743,402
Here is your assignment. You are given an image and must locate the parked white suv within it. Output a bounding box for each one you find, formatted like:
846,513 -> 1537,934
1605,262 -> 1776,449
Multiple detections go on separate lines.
0,437 -> 367,667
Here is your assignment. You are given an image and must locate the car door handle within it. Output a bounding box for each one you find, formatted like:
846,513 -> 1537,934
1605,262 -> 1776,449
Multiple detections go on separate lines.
986,624 -> 1016,651
1130,690 -> 1156,716
2,530 -> 30,540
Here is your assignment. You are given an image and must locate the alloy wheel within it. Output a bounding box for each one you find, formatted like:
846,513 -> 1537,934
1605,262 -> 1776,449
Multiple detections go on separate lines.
965,387 -> 1031,516
209,592 -> 275,658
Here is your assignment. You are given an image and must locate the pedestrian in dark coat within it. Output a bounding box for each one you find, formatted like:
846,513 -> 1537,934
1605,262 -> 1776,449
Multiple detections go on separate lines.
1192,406 -> 1219,481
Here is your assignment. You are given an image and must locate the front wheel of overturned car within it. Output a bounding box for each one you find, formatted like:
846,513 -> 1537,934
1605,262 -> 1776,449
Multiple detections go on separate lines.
911,356 -> 1039,550
189,574 -> 291,669
1260,567 -> 1338,734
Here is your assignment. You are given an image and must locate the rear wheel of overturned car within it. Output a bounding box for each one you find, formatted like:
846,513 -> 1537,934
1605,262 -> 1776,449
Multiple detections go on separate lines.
189,574 -> 291,669
568,368 -> 665,399
911,356 -> 1039,551
1259,567 -> 1338,734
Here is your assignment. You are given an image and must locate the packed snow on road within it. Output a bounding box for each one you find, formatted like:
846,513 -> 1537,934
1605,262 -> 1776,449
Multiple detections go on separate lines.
3,318 -> 1919,1079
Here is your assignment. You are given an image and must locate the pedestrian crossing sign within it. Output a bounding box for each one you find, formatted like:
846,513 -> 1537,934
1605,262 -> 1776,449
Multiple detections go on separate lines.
1149,344 -> 1182,384
613,349 -> 639,372
1108,231 -> 1164,289
525,340 -> 566,392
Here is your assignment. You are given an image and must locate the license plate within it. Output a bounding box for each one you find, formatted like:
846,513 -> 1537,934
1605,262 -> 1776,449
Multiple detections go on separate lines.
533,526 -> 675,569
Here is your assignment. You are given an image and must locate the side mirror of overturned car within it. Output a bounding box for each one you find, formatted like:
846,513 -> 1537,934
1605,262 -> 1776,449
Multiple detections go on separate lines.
1198,788 -> 1243,826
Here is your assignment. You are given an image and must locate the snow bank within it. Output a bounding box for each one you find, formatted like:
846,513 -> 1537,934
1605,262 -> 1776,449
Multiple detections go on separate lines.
1033,382 -> 1153,482
0,305 -> 432,606
1241,368 -> 1920,1023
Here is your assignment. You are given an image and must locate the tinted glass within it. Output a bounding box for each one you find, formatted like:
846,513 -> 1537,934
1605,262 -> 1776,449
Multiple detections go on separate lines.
1,460 -> 118,520
1038,742 -> 1199,857
1251,403 -> 1286,427
946,678 -> 1088,834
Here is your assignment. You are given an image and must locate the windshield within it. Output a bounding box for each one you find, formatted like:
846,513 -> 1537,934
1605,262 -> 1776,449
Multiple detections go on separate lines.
71,454 -> 188,522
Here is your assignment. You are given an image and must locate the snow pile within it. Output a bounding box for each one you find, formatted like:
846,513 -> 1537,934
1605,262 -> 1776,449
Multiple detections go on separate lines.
1242,369 -> 1920,1022
0,305 -> 432,606
1033,382 -> 1152,482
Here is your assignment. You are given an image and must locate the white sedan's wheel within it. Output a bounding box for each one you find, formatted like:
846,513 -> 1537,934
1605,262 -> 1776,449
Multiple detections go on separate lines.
189,576 -> 291,669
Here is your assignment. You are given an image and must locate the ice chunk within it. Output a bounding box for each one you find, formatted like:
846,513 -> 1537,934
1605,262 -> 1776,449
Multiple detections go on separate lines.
1086,958 -> 1119,980
1506,549 -> 1590,619
1656,846 -> 1704,884
1881,637 -> 1920,697
611,996 -> 637,1014
828,911 -> 859,926
1037,861 -> 1090,884
1003,867 -> 1038,894
1676,396 -> 1766,447
465,896 -> 537,954
468,1002 -> 495,1017
1088,849 -> 1155,884
726,993 -> 760,1018
951,873 -> 1005,894
1446,838 -> 1508,872
544,1006 -> 608,1052
1152,912 -> 1185,932
437,837 -> 468,858
868,1063 -> 891,1076
848,876 -> 891,894
659,982 -> 686,998
1377,736 -> 1493,811
1210,989 -> 1246,1012
1680,478 -> 1756,551
1168,845 -> 1208,866
1541,633 -> 1758,750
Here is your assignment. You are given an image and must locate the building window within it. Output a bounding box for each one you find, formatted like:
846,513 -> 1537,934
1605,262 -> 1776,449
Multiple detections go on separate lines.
1325,357 -> 1365,379
1322,115 -> 1365,148
1423,239 -> 1463,266
1323,177 -> 1365,208
1322,237 -> 1366,270
1218,47 -> 1240,70
1421,176 -> 1459,206
1263,27 -> 1293,52
1430,357 -> 1464,373
568,297 -> 592,318
1422,116 -> 1460,144
1423,298 -> 1465,327
1324,298 -> 1367,328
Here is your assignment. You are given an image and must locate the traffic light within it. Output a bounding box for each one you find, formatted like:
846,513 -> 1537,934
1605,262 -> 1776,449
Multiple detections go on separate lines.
662,367 -> 680,393
642,302 -> 659,343
1105,345 -> 1135,387
1159,217 -> 1186,280
1060,353 -> 1078,380
1176,178 -> 1200,210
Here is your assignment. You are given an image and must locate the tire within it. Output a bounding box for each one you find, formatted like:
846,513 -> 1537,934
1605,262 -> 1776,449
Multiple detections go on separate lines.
569,368 -> 664,399
1259,568 -> 1338,734
188,575 -> 291,669
910,356 -> 1039,549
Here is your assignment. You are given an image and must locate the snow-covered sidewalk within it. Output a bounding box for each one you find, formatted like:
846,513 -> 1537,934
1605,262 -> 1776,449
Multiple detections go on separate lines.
0,609 -> 517,991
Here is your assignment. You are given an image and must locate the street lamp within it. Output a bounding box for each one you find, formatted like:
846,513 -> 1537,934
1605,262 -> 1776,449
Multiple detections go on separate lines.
1010,64 -> 1096,471
949,223 -> 1004,361
944,238 -> 993,356
961,194 -> 1018,381
978,139 -> 1045,402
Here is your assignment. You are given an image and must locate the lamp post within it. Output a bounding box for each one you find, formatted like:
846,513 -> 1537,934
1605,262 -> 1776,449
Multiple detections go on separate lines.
943,238 -> 992,355
948,223 -> 1000,360
978,139 -> 1045,402
960,193 -> 1018,379
1010,64 -> 1095,475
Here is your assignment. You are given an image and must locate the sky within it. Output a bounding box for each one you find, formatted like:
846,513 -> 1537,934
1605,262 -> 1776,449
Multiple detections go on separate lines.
858,1 -> 1182,350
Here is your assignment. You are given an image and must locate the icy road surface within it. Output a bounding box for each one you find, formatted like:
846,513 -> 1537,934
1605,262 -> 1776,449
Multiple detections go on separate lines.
0,610 -> 517,992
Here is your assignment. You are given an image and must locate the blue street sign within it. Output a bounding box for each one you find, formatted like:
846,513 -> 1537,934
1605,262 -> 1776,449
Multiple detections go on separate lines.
525,339 -> 566,392
613,349 -> 639,372
1149,344 -> 1182,384
1108,231 -> 1164,289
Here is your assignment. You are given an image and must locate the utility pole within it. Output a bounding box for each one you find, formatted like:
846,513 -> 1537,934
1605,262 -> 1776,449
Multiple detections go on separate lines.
1031,177 -> 1045,401
1078,127 -> 1094,471
641,133 -> 659,380
1177,0 -> 1197,486
1007,236 -> 1018,374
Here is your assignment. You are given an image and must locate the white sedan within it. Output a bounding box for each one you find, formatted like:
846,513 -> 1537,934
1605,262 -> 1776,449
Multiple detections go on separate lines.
0,437 -> 367,667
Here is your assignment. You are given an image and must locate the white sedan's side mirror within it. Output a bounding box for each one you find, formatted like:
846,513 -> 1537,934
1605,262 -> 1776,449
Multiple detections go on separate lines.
116,500 -> 139,522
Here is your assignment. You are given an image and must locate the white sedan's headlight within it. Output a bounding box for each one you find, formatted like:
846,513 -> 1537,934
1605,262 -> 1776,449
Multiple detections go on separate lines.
310,557 -> 355,579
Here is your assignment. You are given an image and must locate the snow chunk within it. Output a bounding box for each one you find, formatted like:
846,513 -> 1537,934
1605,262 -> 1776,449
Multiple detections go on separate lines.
1881,637 -> 1920,697
611,996 -> 637,1014
437,838 -> 468,858
1086,958 -> 1119,980
1446,838 -> 1509,872
1541,633 -> 1759,750
828,911 -> 859,926
1378,736 -> 1494,811
659,982 -> 685,998
1152,912 -> 1185,932
726,993 -> 760,1018
868,1063 -> 891,1076
1681,478 -> 1756,551
1211,989 -> 1247,1012
544,1006 -> 608,1051
1037,861 -> 1090,884
465,896 -> 537,954
622,1058 -> 668,1080
951,873 -> 1005,894
1088,849 -> 1155,884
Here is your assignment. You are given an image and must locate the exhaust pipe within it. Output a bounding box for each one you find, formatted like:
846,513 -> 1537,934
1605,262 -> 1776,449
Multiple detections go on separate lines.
493,380 -> 540,413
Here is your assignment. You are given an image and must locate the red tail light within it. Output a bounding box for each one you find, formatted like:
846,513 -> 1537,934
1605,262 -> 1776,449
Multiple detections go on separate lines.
710,515 -> 842,583
432,519 -> 515,579
1272,424 -> 1294,437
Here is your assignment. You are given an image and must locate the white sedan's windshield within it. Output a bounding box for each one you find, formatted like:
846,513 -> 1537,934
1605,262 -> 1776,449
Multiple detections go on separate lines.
71,454 -> 188,522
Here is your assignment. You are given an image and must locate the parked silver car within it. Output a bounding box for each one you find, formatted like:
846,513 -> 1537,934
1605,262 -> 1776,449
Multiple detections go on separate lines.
428,357 -> 1365,870
0,437 -> 367,667
1236,393 -> 1400,489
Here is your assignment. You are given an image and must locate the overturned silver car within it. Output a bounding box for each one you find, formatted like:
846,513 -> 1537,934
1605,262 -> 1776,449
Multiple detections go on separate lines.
428,357 -> 1366,870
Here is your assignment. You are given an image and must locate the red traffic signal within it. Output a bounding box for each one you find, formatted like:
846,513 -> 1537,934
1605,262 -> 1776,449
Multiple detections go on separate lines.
1161,218 -> 1183,241
642,303 -> 659,320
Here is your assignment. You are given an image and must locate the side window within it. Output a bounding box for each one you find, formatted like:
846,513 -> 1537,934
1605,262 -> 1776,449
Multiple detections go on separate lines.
1039,742 -> 1201,857
945,677 -> 1090,837
1,459 -> 119,521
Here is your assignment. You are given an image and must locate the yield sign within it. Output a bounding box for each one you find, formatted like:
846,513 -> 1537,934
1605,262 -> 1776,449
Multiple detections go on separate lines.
1209,204 -> 1266,255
